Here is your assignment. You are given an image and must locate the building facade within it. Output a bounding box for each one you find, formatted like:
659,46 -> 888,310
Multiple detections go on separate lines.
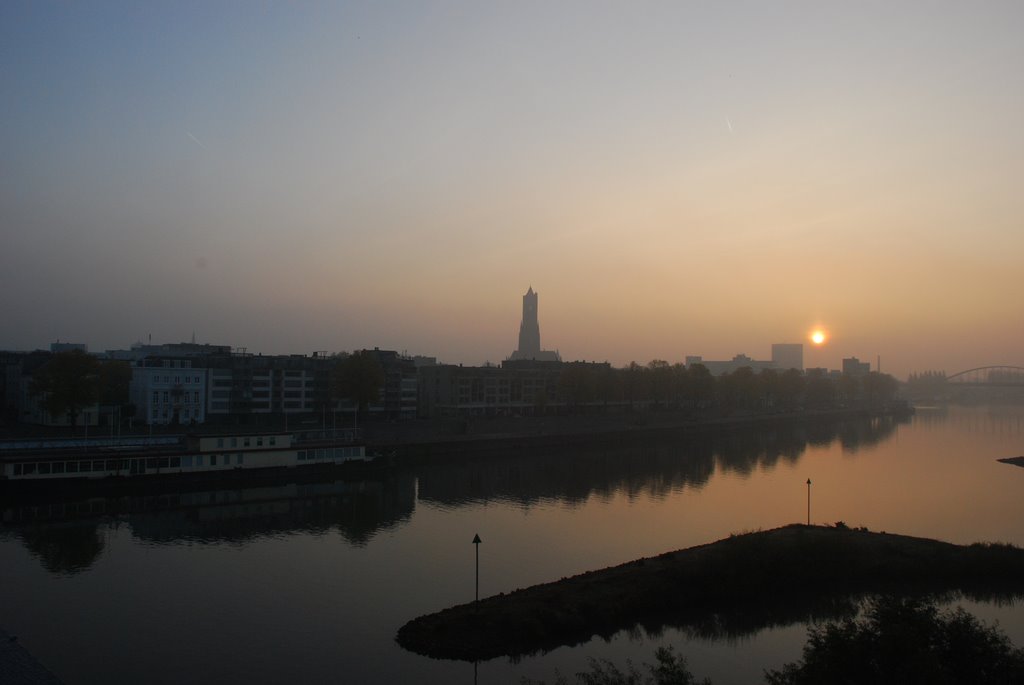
130,357 -> 208,425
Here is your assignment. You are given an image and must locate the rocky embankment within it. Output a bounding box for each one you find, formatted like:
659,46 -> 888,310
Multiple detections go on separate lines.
396,524 -> 1024,661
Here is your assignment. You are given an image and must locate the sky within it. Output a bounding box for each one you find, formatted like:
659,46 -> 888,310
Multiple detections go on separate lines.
2,2 -> 1022,378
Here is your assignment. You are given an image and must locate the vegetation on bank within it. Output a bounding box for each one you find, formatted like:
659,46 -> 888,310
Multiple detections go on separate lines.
396,525 -> 1024,662
555,361 -> 899,414
522,596 -> 1024,685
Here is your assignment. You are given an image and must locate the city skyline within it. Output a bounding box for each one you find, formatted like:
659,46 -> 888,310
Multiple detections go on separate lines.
3,4 -> 1022,379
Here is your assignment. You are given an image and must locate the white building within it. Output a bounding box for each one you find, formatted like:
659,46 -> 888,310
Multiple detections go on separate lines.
130,358 -> 208,425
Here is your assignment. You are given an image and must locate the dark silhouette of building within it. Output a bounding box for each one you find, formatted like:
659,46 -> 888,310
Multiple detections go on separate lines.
510,287 -> 560,362
771,344 -> 804,371
843,357 -> 871,377
518,287 -> 541,357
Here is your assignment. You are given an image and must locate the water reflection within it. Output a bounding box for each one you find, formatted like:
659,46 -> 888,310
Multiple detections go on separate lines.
417,414 -> 906,508
3,414 -> 907,576
17,523 -> 106,575
4,473 -> 416,574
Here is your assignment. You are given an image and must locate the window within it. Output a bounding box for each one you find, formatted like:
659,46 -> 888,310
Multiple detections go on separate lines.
152,391 -> 159,404
92,461 -> 105,471
170,457 -> 180,468
182,455 -> 193,468
66,461 -> 78,473
230,438 -> 237,448
196,455 -> 204,467
210,454 -> 217,466
297,450 -> 306,461
236,454 -> 243,465
23,463 -> 37,475
162,391 -> 169,403
39,463 -> 51,474
52,462 -> 65,474
256,437 -> 263,447
243,437 -> 250,447
13,463 -> 23,476
217,438 -> 224,448
158,458 -> 169,468
194,376 -> 199,384
269,436 -> 276,446
147,458 -> 159,469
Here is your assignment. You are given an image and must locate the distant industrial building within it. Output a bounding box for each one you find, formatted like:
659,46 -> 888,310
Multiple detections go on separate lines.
842,357 -> 871,377
509,287 -> 561,362
771,344 -> 803,371
50,341 -> 88,353
684,353 -> 775,376
686,343 -> 805,376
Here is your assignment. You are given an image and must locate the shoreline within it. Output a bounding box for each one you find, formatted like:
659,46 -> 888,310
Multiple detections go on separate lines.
367,405 -> 913,457
396,524 -> 1024,662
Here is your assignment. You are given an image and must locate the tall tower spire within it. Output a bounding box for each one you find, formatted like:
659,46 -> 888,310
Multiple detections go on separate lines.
517,287 -> 541,357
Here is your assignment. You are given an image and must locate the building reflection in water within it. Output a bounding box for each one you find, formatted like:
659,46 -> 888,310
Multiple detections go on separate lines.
3,413 -> 907,576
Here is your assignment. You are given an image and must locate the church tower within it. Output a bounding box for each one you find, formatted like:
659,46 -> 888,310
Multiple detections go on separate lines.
517,287 -> 541,357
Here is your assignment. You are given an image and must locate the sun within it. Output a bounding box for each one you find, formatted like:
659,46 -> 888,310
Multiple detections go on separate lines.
810,329 -> 827,346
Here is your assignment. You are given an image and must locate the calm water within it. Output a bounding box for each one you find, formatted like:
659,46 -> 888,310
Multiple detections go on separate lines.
3,405 -> 1024,684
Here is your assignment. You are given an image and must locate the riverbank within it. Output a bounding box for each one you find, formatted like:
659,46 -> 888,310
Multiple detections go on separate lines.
366,405 -> 913,456
396,524 -> 1024,662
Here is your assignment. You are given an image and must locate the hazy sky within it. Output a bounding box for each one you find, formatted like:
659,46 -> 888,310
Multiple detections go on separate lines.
3,2 -> 1022,378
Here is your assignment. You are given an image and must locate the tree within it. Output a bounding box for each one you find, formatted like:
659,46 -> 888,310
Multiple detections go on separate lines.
863,372 -> 899,406
527,598 -> 1024,685
30,350 -> 100,428
776,369 -> 805,411
647,360 -> 672,408
330,350 -> 385,414
687,364 -> 714,410
765,596 -> 1024,685
97,360 -> 131,406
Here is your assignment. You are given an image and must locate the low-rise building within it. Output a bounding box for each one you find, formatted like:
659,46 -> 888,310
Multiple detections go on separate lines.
130,357 -> 208,425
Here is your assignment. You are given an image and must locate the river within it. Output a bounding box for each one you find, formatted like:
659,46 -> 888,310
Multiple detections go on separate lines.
3,404 -> 1024,684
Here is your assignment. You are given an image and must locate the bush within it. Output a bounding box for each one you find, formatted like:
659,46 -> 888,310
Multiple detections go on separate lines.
765,596 -> 1024,685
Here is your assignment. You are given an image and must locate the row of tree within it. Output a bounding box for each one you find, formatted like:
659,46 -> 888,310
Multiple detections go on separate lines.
556,361 -> 900,414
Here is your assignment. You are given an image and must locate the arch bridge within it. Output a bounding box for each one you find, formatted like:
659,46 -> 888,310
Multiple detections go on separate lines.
946,366 -> 1024,387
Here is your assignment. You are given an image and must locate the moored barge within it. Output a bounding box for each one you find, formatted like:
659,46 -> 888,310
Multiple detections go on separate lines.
0,430 -> 368,486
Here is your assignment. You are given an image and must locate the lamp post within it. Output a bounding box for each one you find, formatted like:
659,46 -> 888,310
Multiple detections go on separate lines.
806,478 -> 812,525
472,534 -> 482,603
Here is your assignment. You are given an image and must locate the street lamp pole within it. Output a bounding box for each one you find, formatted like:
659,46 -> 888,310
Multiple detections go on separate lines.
806,478 -> 812,525
472,534 -> 482,603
